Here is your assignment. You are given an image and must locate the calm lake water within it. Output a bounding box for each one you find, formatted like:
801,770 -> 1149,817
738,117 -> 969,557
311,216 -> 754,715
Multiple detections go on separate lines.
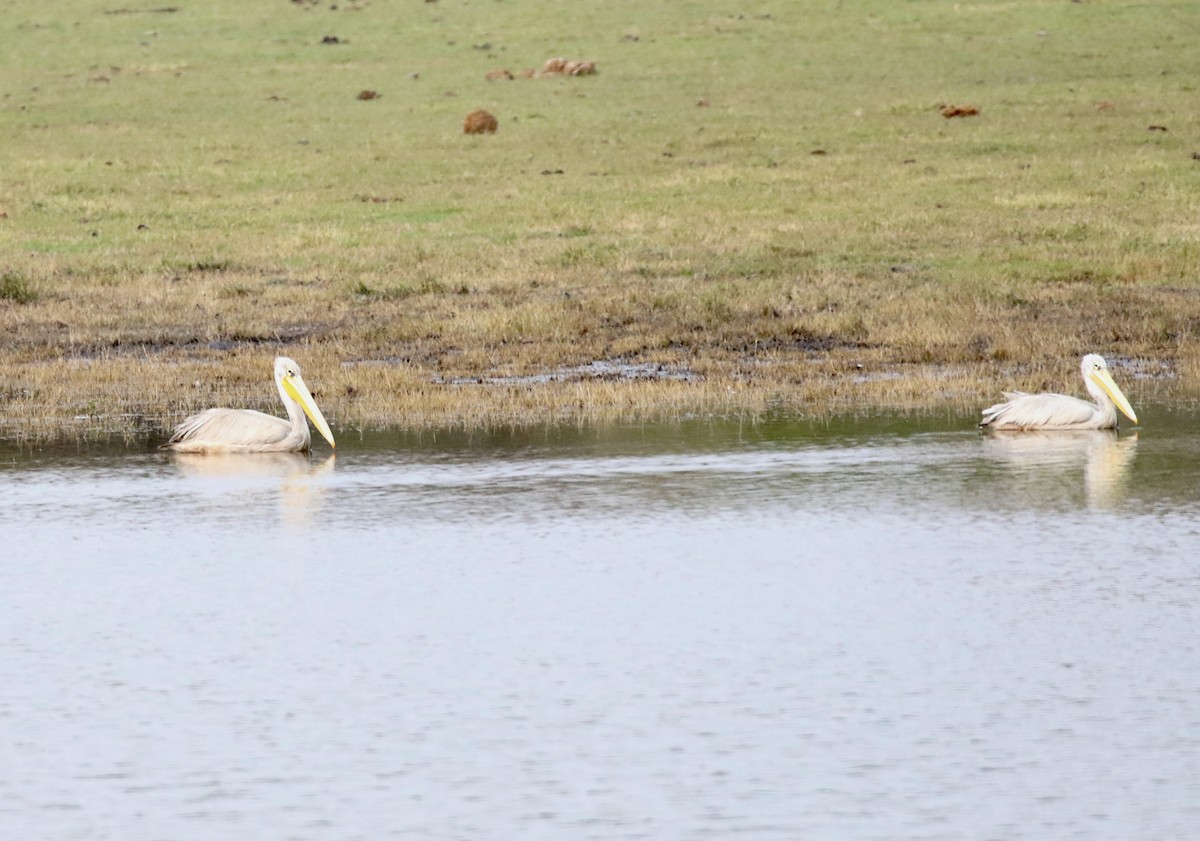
2,408 -> 1198,841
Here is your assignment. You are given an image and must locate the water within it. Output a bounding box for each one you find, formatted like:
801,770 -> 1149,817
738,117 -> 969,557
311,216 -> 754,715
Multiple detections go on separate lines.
2,409 -> 1198,841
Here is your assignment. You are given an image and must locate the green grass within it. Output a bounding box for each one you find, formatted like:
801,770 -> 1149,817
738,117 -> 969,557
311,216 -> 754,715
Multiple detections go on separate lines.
0,272 -> 37,303
2,0 -> 1200,436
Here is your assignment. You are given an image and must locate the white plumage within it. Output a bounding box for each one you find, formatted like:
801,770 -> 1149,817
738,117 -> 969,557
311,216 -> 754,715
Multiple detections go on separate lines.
981,354 -> 1138,431
167,356 -> 336,453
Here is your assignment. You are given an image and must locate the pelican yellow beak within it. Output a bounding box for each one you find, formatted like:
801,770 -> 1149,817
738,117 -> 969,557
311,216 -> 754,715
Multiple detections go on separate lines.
1090,368 -> 1138,425
282,374 -> 337,449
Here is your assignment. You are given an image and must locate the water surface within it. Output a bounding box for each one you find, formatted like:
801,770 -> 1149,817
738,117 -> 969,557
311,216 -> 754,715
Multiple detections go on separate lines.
2,409 -> 1198,840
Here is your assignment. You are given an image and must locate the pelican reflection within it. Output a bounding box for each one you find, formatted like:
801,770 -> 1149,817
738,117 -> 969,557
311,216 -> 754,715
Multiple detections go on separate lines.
980,429 -> 1137,508
169,452 -> 337,527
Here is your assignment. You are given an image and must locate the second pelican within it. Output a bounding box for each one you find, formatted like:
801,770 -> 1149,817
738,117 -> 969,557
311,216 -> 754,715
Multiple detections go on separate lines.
167,356 -> 336,453
980,354 -> 1138,431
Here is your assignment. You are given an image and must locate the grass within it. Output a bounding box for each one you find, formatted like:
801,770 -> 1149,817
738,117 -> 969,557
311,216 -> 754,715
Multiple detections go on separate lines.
2,0 -> 1200,438
0,273 -> 37,304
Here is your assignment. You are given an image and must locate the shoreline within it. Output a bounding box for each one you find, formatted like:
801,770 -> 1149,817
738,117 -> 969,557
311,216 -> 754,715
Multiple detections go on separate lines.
0,347 -> 1184,443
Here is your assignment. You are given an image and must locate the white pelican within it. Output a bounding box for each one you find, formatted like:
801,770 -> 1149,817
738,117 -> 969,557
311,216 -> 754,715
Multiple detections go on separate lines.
167,356 -> 336,453
980,354 -> 1138,430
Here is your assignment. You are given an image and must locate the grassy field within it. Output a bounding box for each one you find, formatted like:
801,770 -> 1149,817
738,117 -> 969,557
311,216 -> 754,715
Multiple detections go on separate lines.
2,0 -> 1199,438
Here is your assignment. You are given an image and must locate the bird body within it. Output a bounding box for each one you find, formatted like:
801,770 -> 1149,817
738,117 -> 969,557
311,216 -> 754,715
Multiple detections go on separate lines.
167,357 -> 336,453
980,354 -> 1137,431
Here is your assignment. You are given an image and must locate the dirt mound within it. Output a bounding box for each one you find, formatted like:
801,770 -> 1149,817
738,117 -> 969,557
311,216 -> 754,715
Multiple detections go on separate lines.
940,104 -> 978,118
541,57 -> 596,76
463,108 -> 498,134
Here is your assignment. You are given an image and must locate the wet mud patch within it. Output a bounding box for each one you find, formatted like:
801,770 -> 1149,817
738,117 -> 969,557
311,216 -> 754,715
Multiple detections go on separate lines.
431,359 -> 700,386
1107,356 -> 1177,381
57,324 -> 334,359
669,331 -> 875,357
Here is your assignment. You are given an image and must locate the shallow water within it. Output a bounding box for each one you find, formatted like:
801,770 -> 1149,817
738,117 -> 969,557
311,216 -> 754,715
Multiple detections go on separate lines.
2,409 -> 1198,840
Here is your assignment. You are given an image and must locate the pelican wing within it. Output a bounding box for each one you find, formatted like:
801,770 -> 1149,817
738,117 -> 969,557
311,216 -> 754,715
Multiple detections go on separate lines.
168,408 -> 294,452
980,391 -> 1105,430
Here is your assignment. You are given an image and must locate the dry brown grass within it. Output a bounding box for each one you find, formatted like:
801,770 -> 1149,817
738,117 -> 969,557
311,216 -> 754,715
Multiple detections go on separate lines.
5,259 -> 1197,441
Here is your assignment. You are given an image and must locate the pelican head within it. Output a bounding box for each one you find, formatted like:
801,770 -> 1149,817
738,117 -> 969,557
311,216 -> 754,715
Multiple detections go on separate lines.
275,356 -> 336,449
1081,354 -> 1138,425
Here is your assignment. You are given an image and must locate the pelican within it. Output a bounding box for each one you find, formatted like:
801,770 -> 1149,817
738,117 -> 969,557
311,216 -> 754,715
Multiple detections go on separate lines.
166,356 -> 336,453
980,354 -> 1138,430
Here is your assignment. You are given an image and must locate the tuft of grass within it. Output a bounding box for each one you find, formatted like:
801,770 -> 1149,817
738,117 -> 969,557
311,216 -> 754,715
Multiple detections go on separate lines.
351,276 -> 445,300
219,284 -> 253,299
0,273 -> 37,304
